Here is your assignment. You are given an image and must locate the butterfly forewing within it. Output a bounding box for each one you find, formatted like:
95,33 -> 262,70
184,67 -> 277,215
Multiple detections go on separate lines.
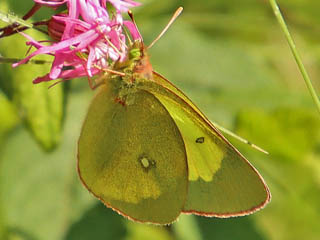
78,82 -> 188,224
139,73 -> 270,216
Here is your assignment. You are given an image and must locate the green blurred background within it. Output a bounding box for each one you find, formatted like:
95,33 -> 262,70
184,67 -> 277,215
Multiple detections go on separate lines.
1,0 -> 320,239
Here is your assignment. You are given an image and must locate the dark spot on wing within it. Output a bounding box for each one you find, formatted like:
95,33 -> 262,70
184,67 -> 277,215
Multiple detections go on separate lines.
138,154 -> 156,172
196,137 -> 205,143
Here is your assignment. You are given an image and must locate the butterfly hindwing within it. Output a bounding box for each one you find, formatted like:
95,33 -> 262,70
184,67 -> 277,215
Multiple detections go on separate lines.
78,81 -> 188,224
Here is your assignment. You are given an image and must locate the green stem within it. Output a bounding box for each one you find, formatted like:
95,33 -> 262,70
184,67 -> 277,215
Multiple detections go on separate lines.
268,0 -> 320,114
0,10 -> 46,35
0,11 -> 33,28
0,57 -> 51,65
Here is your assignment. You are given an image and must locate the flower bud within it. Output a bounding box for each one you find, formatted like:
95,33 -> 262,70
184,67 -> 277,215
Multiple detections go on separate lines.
48,14 -> 66,41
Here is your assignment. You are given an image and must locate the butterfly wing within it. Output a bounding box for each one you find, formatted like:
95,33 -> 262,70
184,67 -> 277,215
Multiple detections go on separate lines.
77,82 -> 188,224
139,72 -> 270,216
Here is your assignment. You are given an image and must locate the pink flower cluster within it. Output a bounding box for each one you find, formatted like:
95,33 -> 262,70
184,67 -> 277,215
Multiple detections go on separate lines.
13,0 -> 141,84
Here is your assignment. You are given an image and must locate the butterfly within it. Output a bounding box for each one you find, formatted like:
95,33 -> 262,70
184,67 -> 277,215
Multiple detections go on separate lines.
77,9 -> 270,225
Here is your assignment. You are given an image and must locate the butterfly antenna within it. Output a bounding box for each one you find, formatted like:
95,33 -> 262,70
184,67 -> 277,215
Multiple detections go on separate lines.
128,10 -> 143,42
212,121 -> 269,155
147,7 -> 183,49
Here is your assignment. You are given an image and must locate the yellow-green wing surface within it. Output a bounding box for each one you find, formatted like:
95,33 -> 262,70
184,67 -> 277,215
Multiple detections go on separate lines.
141,73 -> 270,216
78,82 -> 188,224
153,72 -> 208,121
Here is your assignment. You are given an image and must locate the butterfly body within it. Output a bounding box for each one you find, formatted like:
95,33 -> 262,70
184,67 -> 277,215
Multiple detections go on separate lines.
77,41 -> 270,224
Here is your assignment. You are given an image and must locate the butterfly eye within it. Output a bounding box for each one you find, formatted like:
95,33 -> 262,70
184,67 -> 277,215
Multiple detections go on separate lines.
130,48 -> 141,59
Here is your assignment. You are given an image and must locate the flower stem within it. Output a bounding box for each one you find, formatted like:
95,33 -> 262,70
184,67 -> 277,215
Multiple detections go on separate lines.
0,10 -> 46,36
268,0 -> 320,114
0,57 -> 51,65
0,11 -> 33,28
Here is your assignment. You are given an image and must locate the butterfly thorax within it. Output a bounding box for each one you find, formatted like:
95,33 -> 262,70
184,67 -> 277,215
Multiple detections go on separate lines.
107,41 -> 154,105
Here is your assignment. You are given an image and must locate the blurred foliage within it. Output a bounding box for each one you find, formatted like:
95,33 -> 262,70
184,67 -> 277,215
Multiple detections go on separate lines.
0,1 -> 65,151
236,107 -> 320,163
1,0 -> 320,240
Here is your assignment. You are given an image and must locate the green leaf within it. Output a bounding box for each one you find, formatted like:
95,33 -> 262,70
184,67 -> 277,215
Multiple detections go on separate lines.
125,222 -> 172,240
172,215 -> 202,240
196,216 -> 267,240
65,203 -> 127,240
0,32 -> 65,151
0,91 -> 19,141
0,90 -> 94,240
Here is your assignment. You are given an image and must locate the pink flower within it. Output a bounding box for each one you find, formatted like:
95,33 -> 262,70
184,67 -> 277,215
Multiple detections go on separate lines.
13,0 -> 141,84
33,0 -> 69,7
106,0 -> 141,12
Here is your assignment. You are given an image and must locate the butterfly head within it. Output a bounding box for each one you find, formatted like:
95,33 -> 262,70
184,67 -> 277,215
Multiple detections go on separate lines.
112,40 -> 153,82
130,41 -> 153,80
108,7 -> 184,83
109,7 -> 184,83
